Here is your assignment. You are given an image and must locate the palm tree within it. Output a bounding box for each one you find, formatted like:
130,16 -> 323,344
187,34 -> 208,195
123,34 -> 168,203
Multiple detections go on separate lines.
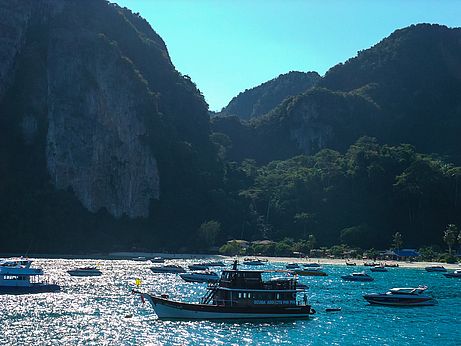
392,232 -> 403,252
443,224 -> 458,255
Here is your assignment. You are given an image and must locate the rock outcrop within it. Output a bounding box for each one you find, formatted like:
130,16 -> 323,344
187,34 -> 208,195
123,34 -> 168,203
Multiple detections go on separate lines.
0,0 -> 213,220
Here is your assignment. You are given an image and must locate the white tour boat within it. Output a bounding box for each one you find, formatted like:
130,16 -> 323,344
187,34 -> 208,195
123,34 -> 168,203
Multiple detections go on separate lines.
0,258 -> 60,294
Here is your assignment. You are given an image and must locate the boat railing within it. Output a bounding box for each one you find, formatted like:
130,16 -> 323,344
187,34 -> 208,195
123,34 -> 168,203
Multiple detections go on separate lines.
201,284 -> 218,304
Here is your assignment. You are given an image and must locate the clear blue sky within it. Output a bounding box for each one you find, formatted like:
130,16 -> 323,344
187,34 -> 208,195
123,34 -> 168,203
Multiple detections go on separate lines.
114,0 -> 461,111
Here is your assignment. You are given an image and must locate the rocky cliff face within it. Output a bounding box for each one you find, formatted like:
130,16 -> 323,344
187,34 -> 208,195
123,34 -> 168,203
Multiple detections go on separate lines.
45,31 -> 160,218
0,1 -> 33,99
0,0 -> 213,221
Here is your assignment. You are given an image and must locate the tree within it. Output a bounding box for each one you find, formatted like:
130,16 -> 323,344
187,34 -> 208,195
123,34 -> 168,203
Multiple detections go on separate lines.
443,224 -> 458,255
307,234 -> 317,251
294,213 -> 315,238
392,232 -> 403,251
198,220 -> 221,249
219,241 -> 241,256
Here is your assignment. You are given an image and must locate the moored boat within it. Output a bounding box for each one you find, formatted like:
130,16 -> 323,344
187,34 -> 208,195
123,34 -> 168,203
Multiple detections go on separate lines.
294,267 -> 327,276
206,261 -> 226,267
188,264 -> 210,271
150,265 -> 186,273
67,267 -> 102,277
341,272 -> 374,282
443,270 -> 461,278
0,259 -> 60,294
180,271 -> 219,283
286,263 -> 300,269
136,261 -> 315,319
363,261 -> 377,267
303,263 -> 321,268
370,265 -> 388,272
132,256 -> 148,262
345,261 -> 357,266
384,263 -> 399,267
242,258 -> 268,266
363,286 -> 437,306
150,257 -> 165,263
425,265 -> 447,272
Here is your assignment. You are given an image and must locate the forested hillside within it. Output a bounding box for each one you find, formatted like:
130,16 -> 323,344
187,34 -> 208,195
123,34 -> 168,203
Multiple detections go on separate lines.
214,24 -> 461,165
219,71 -> 320,120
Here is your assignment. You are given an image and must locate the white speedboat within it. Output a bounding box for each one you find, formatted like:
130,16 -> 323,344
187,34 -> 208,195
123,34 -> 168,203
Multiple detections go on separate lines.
443,270 -> 461,278
364,286 -> 437,306
370,265 -> 388,272
425,265 -> 447,272
188,264 -> 209,271
150,265 -> 186,273
67,267 -> 102,277
242,258 -> 267,266
341,272 -> 374,282
134,261 -> 315,320
0,259 -> 60,294
180,271 -> 219,283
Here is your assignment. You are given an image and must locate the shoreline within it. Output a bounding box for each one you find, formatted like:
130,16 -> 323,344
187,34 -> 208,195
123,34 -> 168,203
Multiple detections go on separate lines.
248,256 -> 461,270
1,251 -> 460,269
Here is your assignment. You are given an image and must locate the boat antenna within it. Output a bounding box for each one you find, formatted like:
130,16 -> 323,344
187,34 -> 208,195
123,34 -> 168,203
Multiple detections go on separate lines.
24,236 -> 34,258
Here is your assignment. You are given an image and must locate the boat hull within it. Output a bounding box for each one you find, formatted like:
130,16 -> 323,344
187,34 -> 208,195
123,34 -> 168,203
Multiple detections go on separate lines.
180,275 -> 218,283
342,276 -> 374,282
145,295 -> 313,320
0,284 -> 61,295
363,295 -> 436,306
67,270 -> 102,277
443,273 -> 461,278
296,271 -> 327,276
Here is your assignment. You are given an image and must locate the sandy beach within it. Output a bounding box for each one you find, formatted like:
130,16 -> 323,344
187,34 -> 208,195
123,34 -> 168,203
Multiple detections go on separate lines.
241,255 -> 461,270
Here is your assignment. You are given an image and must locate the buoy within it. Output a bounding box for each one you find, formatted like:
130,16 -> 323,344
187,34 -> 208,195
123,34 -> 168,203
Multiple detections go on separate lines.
325,308 -> 341,312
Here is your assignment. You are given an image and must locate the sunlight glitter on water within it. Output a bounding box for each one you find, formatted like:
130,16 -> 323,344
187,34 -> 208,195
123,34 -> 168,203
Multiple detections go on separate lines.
0,258 -> 460,345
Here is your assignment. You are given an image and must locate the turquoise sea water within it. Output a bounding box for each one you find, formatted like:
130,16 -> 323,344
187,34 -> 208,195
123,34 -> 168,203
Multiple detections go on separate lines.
1,259 -> 460,346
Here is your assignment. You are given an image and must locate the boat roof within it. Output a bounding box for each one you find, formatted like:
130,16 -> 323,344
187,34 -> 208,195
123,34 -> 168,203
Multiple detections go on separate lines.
390,287 -> 427,293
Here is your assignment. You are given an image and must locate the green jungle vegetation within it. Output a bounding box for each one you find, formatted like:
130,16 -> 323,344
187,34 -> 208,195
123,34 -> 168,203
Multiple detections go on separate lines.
218,71 -> 320,120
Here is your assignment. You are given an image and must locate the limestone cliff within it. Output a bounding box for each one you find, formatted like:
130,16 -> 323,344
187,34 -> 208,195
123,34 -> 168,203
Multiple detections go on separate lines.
0,0 -> 214,223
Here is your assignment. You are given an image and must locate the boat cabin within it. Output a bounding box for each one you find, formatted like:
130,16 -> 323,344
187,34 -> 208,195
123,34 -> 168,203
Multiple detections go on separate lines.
210,269 -> 301,307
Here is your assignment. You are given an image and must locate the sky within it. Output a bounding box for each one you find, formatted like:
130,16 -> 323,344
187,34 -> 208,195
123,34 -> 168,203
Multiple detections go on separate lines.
114,0 -> 461,111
